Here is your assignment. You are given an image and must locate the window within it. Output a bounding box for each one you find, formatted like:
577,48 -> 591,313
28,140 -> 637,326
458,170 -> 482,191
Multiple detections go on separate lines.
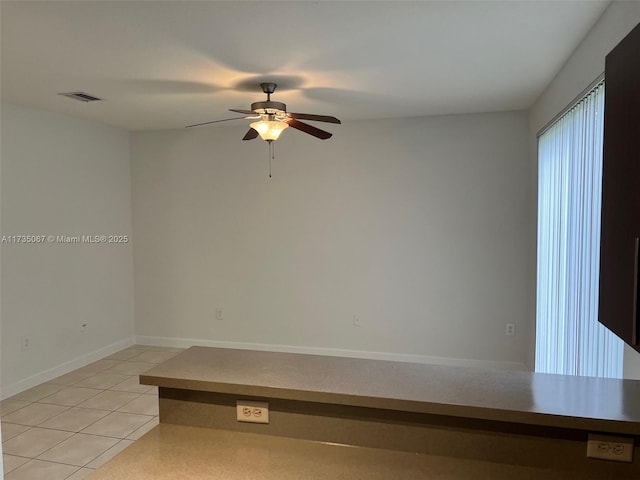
535,81 -> 623,378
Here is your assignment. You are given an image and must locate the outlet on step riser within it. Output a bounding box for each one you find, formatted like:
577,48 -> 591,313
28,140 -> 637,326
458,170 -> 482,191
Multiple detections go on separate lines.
21,335 -> 31,351
587,433 -> 633,462
236,400 -> 269,424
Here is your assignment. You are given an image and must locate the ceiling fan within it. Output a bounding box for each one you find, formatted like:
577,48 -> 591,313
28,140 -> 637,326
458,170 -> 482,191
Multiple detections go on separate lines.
185,82 -> 341,142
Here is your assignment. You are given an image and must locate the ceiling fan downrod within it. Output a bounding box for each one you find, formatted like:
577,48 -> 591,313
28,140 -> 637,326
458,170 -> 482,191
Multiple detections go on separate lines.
260,82 -> 277,102
251,83 -> 286,114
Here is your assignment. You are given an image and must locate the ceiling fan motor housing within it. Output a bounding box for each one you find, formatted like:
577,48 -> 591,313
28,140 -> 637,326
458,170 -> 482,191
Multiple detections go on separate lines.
251,101 -> 287,116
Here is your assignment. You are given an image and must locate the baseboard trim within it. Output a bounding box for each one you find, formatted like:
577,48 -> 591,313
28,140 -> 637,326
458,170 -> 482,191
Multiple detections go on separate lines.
135,335 -> 528,371
0,336 -> 136,400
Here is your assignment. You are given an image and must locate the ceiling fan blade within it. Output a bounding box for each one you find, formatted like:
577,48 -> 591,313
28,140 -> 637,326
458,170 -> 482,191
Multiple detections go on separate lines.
242,128 -> 258,141
286,119 -> 332,140
229,108 -> 255,115
287,112 -> 341,124
185,117 -> 247,128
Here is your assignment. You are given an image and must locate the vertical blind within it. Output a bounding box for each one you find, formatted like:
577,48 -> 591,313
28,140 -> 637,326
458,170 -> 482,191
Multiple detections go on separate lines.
536,82 -> 623,378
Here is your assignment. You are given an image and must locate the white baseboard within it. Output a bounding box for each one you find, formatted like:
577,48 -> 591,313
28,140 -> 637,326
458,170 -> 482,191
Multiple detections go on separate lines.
0,336 -> 136,400
135,335 -> 529,371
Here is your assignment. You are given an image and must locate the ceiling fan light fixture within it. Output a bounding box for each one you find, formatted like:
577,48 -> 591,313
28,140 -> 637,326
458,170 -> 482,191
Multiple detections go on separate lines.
250,120 -> 289,141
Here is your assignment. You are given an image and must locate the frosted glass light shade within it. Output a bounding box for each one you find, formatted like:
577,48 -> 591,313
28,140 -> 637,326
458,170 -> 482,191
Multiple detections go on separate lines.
250,120 -> 289,141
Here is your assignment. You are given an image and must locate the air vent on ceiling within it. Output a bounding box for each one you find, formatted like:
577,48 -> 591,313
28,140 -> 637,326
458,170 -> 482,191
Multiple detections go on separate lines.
58,92 -> 102,103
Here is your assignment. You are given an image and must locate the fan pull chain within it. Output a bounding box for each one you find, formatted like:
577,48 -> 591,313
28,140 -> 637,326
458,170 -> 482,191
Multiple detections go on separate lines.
268,140 -> 274,178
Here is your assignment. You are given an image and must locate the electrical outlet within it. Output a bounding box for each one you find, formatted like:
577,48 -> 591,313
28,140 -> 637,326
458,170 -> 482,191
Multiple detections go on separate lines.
505,323 -> 516,336
236,400 -> 269,424
215,308 -> 223,321
353,315 -> 361,327
21,335 -> 31,351
587,433 -> 634,462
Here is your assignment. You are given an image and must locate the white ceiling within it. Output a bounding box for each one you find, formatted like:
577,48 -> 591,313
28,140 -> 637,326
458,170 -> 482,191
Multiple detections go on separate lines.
1,1 -> 609,131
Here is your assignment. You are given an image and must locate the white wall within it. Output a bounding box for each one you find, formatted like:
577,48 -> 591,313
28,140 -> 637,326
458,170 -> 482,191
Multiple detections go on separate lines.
530,1 -> 640,133
0,102 -> 135,398
131,111 -> 533,369
529,1 -> 640,378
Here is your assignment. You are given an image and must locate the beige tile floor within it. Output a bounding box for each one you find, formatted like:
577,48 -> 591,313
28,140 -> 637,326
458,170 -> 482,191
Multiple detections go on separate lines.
1,345 -> 183,480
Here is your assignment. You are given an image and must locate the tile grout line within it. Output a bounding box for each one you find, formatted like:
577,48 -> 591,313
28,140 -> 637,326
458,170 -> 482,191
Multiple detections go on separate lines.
3,344 -> 183,479
34,431 -> 126,469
